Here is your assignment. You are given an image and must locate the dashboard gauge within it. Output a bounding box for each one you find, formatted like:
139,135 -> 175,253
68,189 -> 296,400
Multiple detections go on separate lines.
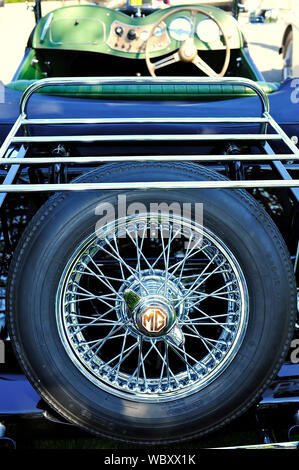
140,30 -> 150,42
168,17 -> 192,41
153,25 -> 164,37
196,19 -> 221,43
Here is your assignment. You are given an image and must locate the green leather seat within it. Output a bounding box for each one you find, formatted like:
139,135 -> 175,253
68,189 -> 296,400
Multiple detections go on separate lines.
6,79 -> 280,101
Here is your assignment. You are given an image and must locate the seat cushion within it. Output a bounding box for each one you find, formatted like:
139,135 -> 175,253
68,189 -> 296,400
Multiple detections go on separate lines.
6,79 -> 280,101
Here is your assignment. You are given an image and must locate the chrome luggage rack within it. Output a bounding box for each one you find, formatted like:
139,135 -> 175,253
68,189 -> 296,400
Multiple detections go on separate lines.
0,76 -> 299,197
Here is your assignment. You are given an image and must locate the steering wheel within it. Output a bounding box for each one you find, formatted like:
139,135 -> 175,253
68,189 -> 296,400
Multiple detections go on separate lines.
145,7 -> 231,78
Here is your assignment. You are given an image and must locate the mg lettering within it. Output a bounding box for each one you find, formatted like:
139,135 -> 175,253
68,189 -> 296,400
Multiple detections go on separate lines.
141,307 -> 168,334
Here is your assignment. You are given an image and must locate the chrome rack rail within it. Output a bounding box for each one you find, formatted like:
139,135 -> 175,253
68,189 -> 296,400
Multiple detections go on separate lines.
0,76 -> 299,194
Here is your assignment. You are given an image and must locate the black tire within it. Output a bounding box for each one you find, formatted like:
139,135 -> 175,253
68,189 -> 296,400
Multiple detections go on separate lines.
7,162 -> 296,444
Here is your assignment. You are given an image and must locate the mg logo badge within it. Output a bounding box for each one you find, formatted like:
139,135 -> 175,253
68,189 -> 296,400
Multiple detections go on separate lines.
140,307 -> 168,334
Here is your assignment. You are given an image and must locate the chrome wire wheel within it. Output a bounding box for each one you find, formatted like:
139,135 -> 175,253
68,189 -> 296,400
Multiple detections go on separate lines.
56,213 -> 249,402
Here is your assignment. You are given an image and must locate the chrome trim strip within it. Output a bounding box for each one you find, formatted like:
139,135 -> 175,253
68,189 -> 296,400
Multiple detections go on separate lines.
2,180 -> 299,192
23,117 -> 268,125
0,154 -> 297,165
11,134 -> 281,143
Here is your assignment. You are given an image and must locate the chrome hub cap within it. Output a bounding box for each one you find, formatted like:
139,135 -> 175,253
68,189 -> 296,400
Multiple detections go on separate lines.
134,298 -> 176,336
56,214 -> 248,402
118,270 -> 187,343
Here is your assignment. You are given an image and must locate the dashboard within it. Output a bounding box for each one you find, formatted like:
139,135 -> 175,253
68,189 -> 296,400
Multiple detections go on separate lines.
33,4 -> 242,59
107,20 -> 170,54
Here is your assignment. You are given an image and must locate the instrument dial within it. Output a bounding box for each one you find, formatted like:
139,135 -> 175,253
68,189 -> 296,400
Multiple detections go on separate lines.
153,25 -> 164,37
140,30 -> 150,42
168,17 -> 193,41
196,19 -> 221,43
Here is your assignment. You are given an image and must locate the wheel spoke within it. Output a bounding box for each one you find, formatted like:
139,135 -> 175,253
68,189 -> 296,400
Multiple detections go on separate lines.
150,340 -> 180,387
157,223 -> 174,295
152,51 -> 180,70
165,340 -> 202,376
150,223 -> 178,271
126,225 -> 153,274
84,323 -> 128,361
98,238 -> 150,294
189,283 -> 238,310
183,324 -> 218,361
177,234 -> 194,283
192,54 -> 218,77
181,305 -> 237,333
174,253 -> 223,308
83,256 -> 125,301
168,240 -> 207,276
129,340 -> 156,383
67,288 -> 116,310
182,321 -> 235,327
111,233 -> 126,281
109,333 -> 138,375
74,268 -> 128,285
69,308 -> 125,336
97,323 -> 129,353
80,333 -> 126,346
